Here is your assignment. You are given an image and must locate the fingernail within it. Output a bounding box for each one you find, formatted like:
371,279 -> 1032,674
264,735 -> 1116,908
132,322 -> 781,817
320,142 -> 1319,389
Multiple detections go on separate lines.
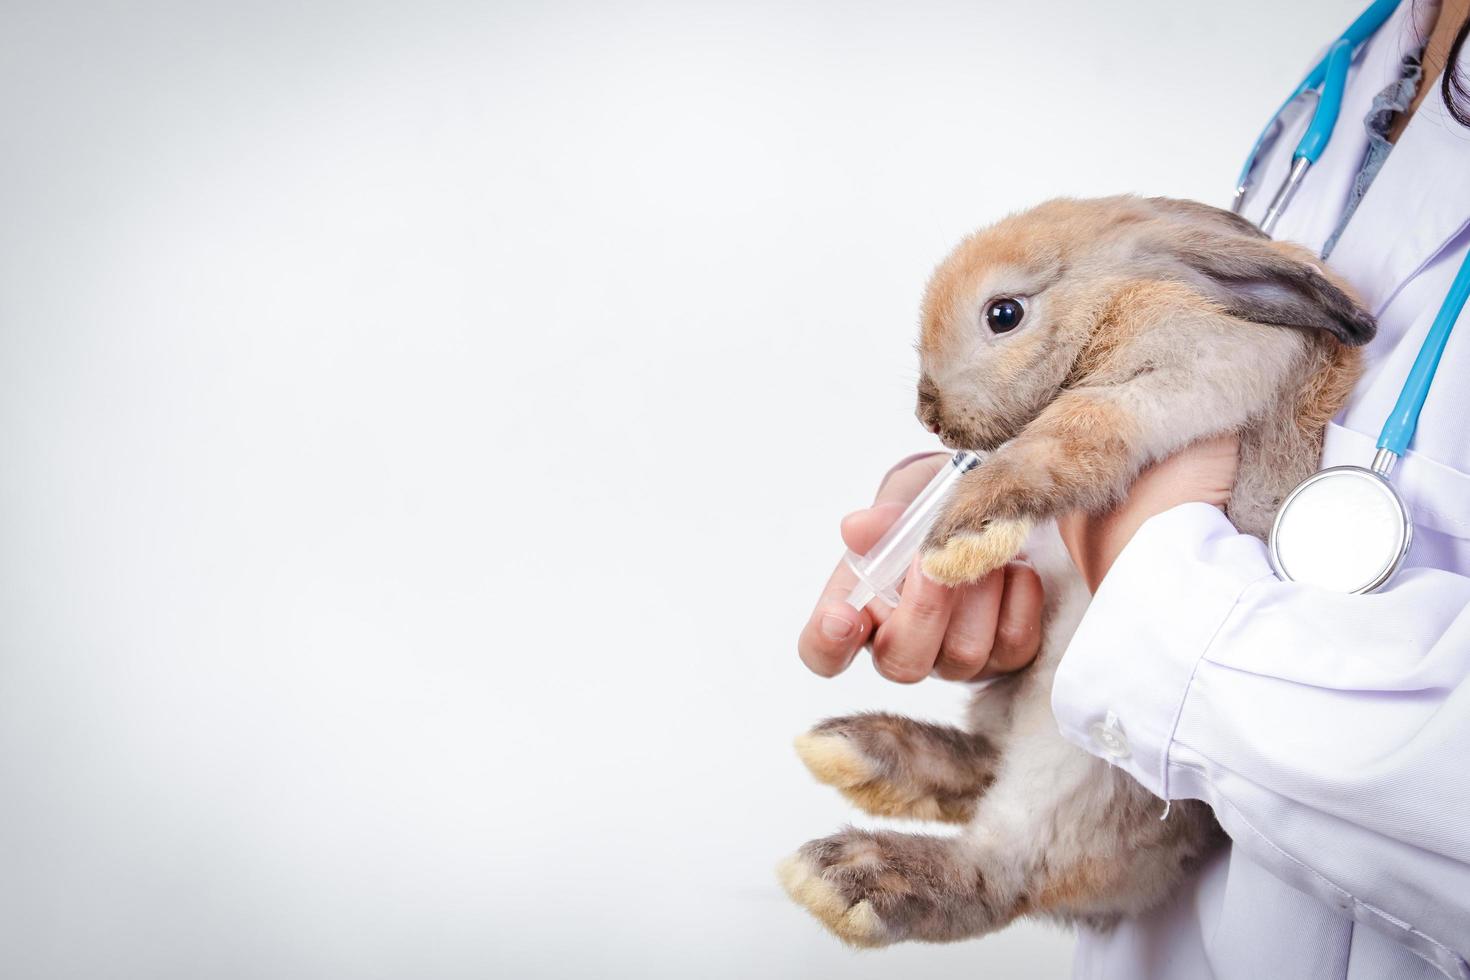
820,614 -> 855,642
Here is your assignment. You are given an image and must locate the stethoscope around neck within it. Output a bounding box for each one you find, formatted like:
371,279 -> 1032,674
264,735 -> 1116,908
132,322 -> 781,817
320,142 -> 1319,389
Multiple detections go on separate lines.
1234,0 -> 1470,593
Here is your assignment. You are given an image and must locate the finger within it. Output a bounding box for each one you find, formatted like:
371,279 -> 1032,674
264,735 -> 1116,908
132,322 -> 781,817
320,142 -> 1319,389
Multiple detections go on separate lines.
802,453 -> 951,679
798,562 -> 874,678
931,568 -> 1005,681
870,558 -> 956,684
978,561 -> 1045,678
836,503 -> 905,632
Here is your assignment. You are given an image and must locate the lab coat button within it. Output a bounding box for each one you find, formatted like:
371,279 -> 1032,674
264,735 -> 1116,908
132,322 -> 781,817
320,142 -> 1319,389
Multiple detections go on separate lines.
1089,711 -> 1130,760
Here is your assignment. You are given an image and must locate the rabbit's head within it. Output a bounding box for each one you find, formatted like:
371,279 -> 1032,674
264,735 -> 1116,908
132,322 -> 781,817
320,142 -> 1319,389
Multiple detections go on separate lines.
915,196 -> 1374,451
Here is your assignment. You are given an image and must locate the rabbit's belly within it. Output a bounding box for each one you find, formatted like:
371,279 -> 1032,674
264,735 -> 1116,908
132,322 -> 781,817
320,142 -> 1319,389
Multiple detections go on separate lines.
963,524 -> 1221,922
961,535 -> 1107,855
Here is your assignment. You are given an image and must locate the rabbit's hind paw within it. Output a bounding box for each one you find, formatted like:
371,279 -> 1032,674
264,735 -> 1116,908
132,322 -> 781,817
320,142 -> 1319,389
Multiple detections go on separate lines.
778,828 -> 995,947
794,714 -> 994,824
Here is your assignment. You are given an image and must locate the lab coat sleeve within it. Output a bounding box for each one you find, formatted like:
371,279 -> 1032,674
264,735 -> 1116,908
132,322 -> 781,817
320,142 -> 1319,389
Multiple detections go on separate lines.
1052,503 -> 1470,978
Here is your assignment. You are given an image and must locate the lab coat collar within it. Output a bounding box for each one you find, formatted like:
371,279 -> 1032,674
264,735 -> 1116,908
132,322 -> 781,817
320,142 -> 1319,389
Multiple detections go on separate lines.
1327,45 -> 1470,323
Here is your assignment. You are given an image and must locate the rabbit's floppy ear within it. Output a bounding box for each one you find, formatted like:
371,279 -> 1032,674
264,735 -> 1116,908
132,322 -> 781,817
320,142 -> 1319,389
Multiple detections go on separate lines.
1167,233 -> 1376,347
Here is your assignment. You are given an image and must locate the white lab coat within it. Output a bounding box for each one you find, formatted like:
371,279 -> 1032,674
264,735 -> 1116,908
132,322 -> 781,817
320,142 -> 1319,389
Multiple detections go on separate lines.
1052,4 -> 1470,978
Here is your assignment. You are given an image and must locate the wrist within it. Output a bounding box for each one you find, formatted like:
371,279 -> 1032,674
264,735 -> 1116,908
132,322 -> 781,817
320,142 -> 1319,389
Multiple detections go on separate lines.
1060,436 -> 1239,590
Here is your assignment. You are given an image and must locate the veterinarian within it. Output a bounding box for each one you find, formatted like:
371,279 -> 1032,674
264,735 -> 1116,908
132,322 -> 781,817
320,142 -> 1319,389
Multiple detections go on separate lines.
799,1 -> 1470,977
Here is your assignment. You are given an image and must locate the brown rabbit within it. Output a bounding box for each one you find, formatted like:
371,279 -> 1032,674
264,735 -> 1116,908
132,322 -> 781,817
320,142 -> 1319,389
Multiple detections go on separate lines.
779,195 -> 1373,947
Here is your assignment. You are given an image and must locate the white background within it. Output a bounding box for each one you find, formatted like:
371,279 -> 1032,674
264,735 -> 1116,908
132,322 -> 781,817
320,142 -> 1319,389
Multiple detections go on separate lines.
1,1 -> 1354,977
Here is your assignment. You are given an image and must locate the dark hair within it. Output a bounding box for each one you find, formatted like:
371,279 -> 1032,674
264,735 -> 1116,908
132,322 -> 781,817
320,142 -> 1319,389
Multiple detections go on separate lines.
1447,12 -> 1470,127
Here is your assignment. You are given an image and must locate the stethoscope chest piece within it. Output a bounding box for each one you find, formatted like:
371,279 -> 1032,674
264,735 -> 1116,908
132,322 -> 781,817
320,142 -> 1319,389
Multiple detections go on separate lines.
1268,462 -> 1412,594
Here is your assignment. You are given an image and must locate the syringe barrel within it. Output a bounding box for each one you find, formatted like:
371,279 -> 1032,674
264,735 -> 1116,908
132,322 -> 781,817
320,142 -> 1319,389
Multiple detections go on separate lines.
843,450 -> 982,611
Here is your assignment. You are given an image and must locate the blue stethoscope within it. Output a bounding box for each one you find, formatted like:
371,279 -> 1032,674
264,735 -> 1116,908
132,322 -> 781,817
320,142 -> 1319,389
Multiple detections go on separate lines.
1236,0 -> 1470,593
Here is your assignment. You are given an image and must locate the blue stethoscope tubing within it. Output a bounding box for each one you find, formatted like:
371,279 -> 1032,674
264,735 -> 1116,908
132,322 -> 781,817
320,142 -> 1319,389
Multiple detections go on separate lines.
1380,251 -> 1470,457
1249,0 -> 1470,592
1232,0 -> 1402,224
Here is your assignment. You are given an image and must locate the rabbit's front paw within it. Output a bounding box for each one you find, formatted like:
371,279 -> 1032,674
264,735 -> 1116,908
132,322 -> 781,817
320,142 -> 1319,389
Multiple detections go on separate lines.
777,828 -> 984,947
920,518 -> 1031,586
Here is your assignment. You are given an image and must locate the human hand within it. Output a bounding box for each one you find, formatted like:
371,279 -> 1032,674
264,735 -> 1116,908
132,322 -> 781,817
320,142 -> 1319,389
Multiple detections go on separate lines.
1056,433 -> 1241,592
797,454 -> 1044,684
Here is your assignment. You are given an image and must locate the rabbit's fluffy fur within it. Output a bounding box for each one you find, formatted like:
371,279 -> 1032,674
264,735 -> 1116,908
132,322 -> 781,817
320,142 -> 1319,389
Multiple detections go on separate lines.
780,196 -> 1373,947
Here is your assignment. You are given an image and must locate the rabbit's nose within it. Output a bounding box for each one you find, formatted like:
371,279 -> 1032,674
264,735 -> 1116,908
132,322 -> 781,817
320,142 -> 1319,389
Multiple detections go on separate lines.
916,378 -> 942,430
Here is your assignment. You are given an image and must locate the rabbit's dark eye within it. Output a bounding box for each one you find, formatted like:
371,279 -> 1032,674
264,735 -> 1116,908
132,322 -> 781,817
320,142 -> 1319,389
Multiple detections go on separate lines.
984,298 -> 1025,333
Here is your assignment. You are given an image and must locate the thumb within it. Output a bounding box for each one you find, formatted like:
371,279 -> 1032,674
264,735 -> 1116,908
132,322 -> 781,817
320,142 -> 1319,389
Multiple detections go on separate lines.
840,452 -> 951,553
840,501 -> 907,555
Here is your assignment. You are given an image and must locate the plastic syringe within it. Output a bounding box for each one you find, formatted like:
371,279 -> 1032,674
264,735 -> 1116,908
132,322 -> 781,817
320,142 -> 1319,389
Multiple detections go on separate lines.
843,450 -> 982,610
